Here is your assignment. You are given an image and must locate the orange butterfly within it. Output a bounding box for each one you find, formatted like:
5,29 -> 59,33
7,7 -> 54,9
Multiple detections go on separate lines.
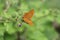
23,9 -> 34,26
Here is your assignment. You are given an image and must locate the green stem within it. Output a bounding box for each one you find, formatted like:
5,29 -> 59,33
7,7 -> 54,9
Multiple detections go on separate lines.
17,31 -> 21,40
4,32 -> 6,40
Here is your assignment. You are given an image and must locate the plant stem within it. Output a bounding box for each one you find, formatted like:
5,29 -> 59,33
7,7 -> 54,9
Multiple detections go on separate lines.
3,32 -> 6,40
17,31 -> 21,40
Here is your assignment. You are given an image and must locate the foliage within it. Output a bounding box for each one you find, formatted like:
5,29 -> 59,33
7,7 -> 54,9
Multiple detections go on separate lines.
0,0 -> 60,40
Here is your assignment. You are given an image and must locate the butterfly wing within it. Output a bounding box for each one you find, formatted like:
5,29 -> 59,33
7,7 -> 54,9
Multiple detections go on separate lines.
23,17 -> 33,26
23,9 -> 34,19
23,9 -> 34,26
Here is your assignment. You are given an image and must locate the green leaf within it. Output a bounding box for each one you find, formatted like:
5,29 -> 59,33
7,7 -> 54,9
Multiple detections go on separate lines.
4,33 -> 16,40
4,22 -> 16,34
0,36 -> 3,40
0,23 -> 5,36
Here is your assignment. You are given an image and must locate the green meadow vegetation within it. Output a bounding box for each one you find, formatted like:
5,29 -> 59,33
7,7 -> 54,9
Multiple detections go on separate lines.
0,0 -> 60,40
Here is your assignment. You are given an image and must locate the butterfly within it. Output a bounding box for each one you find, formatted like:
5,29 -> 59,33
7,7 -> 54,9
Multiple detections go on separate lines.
23,9 -> 34,26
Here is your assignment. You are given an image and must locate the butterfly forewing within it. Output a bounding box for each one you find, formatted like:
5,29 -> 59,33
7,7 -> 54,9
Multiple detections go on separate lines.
23,9 -> 34,19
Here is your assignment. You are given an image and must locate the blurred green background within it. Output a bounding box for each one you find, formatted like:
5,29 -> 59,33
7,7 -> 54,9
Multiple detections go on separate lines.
0,0 -> 60,40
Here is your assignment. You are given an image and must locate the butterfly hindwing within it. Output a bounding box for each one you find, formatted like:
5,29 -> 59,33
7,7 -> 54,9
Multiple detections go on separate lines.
23,17 -> 33,26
